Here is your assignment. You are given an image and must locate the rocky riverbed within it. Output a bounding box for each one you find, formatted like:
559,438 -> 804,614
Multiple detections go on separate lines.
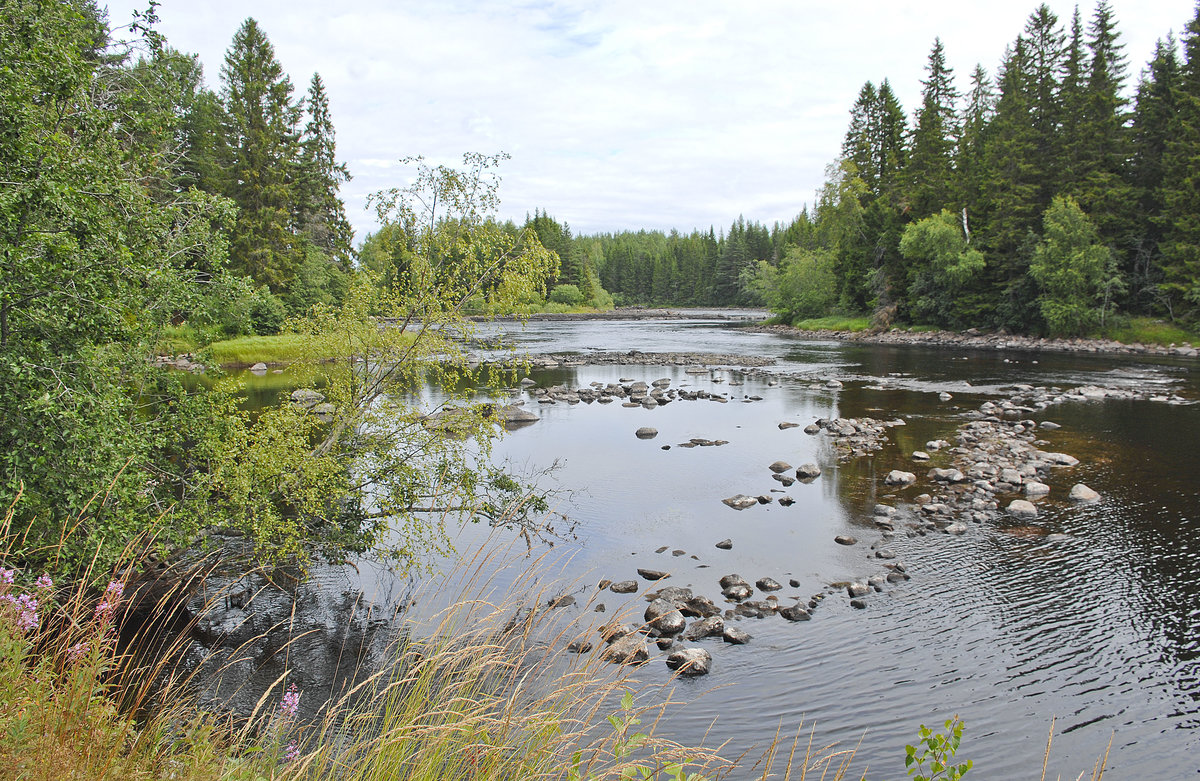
174,346 -> 1195,692
754,323 -> 1200,358
488,359 -> 1194,679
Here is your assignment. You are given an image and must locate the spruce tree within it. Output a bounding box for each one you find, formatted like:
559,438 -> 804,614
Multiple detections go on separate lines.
1130,36 -> 1179,306
220,17 -> 302,291
1073,0 -> 1133,244
841,80 -> 907,205
297,72 -> 354,266
955,64 -> 995,229
979,37 -> 1044,328
1159,5 -> 1200,321
906,38 -> 960,219
1021,4 -> 1066,210
1058,7 -> 1089,188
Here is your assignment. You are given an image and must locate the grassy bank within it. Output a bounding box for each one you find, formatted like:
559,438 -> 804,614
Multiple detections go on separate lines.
791,315 -> 874,332
1095,316 -> 1199,346
0,537 -> 1114,780
153,331 -> 423,368
0,550 -> 861,781
783,313 -> 1200,346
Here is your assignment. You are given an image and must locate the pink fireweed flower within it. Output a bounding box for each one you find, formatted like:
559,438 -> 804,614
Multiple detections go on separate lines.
94,581 -> 125,625
36,575 -> 52,591
1,592 -> 38,633
0,568 -> 14,585
283,739 -> 300,762
67,642 -> 90,662
280,682 -> 300,719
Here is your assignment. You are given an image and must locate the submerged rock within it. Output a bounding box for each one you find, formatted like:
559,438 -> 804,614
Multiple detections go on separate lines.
722,494 -> 759,510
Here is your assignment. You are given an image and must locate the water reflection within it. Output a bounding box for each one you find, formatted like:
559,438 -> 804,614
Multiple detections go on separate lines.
222,318 -> 1200,776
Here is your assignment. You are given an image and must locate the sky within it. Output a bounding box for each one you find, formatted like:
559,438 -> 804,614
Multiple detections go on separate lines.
102,0 -> 1198,243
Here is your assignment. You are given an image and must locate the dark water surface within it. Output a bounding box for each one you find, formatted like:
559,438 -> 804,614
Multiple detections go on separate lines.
248,315 -> 1200,777
471,316 -> 1200,778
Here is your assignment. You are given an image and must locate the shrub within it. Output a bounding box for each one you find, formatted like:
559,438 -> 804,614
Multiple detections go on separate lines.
249,287 -> 288,335
548,284 -> 585,306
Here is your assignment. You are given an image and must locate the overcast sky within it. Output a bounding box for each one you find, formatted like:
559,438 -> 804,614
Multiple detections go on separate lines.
103,0 -> 1197,242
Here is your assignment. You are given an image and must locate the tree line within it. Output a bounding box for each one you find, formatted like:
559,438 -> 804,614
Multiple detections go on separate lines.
579,1 -> 1200,336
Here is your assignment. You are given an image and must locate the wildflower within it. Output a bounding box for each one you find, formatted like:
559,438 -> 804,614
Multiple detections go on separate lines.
67,642 -> 91,662
283,739 -> 300,762
94,581 -> 125,626
280,682 -> 300,719
0,568 -> 13,585
1,592 -> 38,633
36,574 -> 53,591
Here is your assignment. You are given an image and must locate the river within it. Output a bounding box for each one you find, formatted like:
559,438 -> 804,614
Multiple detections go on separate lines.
222,313 -> 1200,777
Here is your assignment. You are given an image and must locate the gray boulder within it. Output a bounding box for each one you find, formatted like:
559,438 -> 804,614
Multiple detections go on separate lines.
682,616 -> 725,640
665,647 -> 712,676
1069,483 -> 1101,503
602,636 -> 649,665
644,599 -> 685,636
885,470 -> 917,486
1007,499 -> 1039,519
796,463 -> 822,480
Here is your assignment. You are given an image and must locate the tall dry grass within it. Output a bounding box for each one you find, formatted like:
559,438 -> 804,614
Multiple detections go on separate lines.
0,490 -> 1112,780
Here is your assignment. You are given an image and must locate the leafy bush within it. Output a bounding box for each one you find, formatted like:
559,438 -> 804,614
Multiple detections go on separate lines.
549,284 -> 585,305
248,287 -> 288,335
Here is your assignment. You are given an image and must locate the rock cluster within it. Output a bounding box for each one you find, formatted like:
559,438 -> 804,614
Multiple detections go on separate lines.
521,374 -> 767,408
151,353 -> 206,373
807,416 -> 907,460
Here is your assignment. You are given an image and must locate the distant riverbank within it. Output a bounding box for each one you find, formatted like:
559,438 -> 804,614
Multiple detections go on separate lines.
473,307 -> 768,322
756,323 -> 1200,358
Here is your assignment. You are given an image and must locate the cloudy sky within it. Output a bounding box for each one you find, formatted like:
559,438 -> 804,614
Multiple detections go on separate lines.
103,0 -> 1196,242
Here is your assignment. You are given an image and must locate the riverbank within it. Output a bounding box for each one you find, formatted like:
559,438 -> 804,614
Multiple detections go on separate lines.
755,322 -> 1200,358
474,307 -> 767,322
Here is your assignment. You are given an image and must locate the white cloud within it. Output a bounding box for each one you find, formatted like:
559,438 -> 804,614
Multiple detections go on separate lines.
102,0 -> 1197,242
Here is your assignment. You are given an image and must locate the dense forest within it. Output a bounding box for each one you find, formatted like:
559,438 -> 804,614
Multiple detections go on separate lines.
583,2 -> 1200,337
0,1 -> 557,574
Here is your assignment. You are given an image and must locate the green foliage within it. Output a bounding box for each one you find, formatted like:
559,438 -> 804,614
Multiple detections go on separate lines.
904,717 -> 973,781
0,0 -> 235,574
568,691 -> 707,781
248,287 -> 287,335
899,211 -> 986,328
548,283 -> 585,305
751,247 -> 838,322
1030,196 -> 1121,336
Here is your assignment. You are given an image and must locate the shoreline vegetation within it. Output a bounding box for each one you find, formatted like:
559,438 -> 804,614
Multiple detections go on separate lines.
2,527 -> 1102,781
173,310 -> 1200,372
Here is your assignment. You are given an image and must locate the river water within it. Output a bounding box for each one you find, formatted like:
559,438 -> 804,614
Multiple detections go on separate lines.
235,314 -> 1200,777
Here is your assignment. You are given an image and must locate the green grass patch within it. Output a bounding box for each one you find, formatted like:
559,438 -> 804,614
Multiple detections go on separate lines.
151,324 -> 202,356
1097,316 -> 1199,346
204,333 -> 325,366
791,314 -> 872,332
